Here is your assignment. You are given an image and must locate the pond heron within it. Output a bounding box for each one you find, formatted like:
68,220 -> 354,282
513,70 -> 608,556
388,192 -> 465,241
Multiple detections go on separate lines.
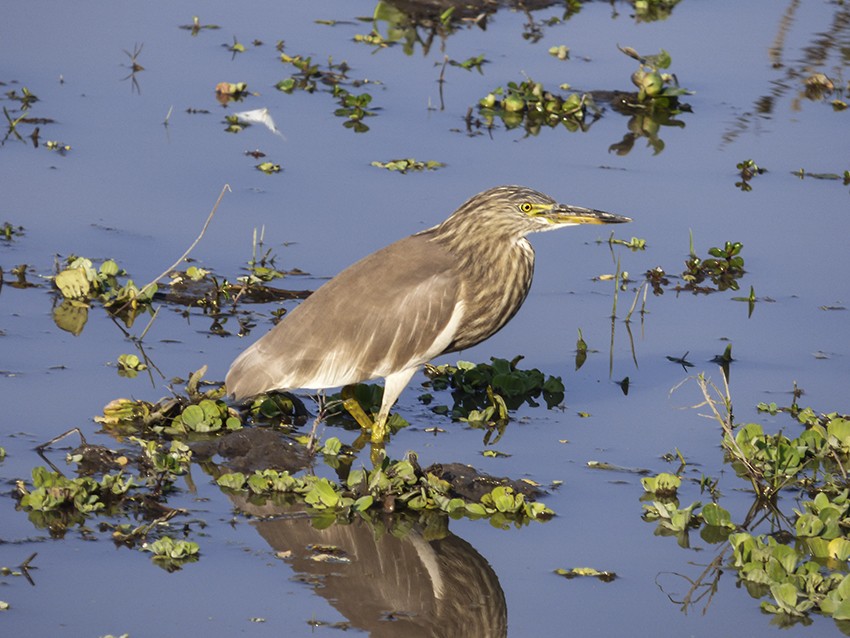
226,185 -> 630,442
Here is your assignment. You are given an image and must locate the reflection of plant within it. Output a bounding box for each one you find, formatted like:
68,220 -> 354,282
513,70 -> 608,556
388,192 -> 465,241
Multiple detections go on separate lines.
472,47 -> 691,152
143,536 -> 199,571
606,46 -> 692,154
792,168 -> 850,185
424,357 -> 566,420
53,256 -> 157,331
1,221 -> 24,240
645,375 -> 850,622
477,78 -> 599,136
216,453 -> 553,526
723,4 -> 850,146
735,159 -> 766,192
646,238 -> 746,294
619,46 -> 691,107
178,16 -> 220,36
276,52 -> 378,132
214,81 -> 248,105
97,367 -> 243,437
2,86 -> 57,148
630,0 -> 682,23
117,353 -> 147,378
360,1 -> 582,55
363,1 -> 465,55
121,43 -> 145,94
683,241 -> 745,291
5,86 -> 39,110
371,158 -> 444,173
18,466 -> 134,519
332,87 -> 376,132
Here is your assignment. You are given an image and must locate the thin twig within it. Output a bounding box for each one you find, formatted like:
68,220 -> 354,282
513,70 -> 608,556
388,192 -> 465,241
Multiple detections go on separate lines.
115,184 -> 230,316
438,55 -> 449,111
35,427 -> 86,452
624,281 -> 645,323
137,305 -> 161,342
694,372 -> 763,492
306,391 -> 328,454
19,552 -> 38,587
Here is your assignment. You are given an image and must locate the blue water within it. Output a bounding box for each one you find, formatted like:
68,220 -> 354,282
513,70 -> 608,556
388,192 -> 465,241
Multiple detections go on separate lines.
2,1 -> 848,635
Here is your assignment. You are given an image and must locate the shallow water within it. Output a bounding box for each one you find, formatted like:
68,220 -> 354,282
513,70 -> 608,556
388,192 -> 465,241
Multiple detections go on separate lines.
2,1 -> 849,636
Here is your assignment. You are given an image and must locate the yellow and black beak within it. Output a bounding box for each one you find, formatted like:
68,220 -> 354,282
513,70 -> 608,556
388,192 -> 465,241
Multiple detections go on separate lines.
542,203 -> 631,225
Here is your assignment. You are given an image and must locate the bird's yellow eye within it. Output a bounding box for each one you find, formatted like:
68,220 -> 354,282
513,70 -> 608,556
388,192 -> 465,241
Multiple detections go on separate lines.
519,202 -> 533,213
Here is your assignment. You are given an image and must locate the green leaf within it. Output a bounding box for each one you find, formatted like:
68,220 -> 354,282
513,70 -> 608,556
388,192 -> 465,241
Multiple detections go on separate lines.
829,538 -> 850,561
641,472 -> 681,495
830,597 -> 850,620
701,502 -> 734,528
54,268 -> 91,299
796,513 -> 825,537
306,478 -> 340,508
181,404 -> 206,428
217,472 -> 247,490
769,582 -> 799,613
322,437 -> 342,455
199,399 -> 221,421
554,567 -> 617,582
465,502 -> 487,516
353,495 -> 373,511
827,417 -> 850,450
770,543 -> 799,575
99,259 -> 120,276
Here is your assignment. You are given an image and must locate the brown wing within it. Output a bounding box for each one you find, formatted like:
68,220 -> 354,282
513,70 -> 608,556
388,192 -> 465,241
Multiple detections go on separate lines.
225,231 -> 461,400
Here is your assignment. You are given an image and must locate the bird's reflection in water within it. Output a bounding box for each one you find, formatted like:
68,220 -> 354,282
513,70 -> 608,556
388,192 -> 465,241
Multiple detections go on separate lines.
229,494 -> 507,637
193,429 -> 510,636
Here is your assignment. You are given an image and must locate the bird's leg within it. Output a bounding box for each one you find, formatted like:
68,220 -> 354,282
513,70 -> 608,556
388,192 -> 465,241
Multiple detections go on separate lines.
342,397 -> 387,443
341,396 -> 374,431
370,409 -> 390,444
341,386 -> 390,442
369,367 -> 417,443
369,439 -> 386,467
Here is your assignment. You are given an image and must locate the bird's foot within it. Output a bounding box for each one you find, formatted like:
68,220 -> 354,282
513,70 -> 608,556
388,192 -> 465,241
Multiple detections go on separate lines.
342,398 -> 389,443
369,416 -> 388,444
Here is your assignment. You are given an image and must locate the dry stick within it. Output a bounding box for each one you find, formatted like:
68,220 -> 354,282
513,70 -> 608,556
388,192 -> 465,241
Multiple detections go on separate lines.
228,224 -> 267,309
35,427 -> 86,452
623,282 -> 644,368
624,281 -> 644,323
695,372 -> 763,493
137,305 -> 161,342
306,391 -> 329,454
608,255 -> 622,377
114,184 -> 231,317
438,55 -> 449,111
19,552 -> 38,587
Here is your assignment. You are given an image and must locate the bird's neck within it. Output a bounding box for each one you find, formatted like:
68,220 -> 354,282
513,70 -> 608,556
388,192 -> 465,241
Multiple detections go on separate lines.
443,233 -> 536,352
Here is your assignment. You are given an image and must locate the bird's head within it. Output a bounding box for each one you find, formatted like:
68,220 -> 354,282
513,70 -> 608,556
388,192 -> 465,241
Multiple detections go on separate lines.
439,185 -> 631,240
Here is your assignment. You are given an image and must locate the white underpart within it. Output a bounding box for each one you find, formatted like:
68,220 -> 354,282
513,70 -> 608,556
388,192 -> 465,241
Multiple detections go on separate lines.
258,285 -> 466,421
376,298 -> 466,420
302,348 -> 362,391
408,531 -> 445,599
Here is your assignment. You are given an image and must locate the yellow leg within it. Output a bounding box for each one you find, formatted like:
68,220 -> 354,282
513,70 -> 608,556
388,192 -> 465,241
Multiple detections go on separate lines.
341,397 -> 390,443
342,398 -> 373,431
370,412 -> 389,444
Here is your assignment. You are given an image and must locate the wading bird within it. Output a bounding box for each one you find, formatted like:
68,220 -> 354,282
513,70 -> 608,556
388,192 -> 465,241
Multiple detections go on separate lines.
226,185 -> 630,442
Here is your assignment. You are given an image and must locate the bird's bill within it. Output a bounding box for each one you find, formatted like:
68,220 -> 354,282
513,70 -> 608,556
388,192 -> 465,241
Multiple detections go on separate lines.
541,204 -> 631,225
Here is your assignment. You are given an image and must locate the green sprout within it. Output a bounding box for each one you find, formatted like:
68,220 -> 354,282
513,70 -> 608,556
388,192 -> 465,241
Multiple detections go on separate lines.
736,159 -> 766,191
